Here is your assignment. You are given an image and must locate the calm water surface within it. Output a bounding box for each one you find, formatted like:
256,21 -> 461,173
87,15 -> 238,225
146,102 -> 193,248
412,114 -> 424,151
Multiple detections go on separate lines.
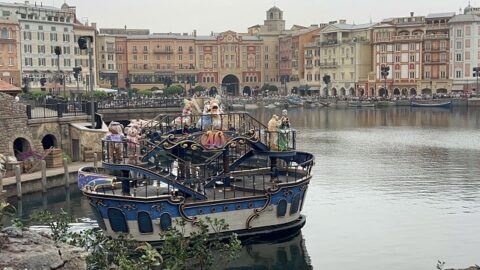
10,106 -> 480,269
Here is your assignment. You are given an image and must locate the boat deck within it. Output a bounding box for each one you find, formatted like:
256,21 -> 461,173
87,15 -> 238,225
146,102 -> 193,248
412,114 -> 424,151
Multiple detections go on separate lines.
91,173 -> 299,202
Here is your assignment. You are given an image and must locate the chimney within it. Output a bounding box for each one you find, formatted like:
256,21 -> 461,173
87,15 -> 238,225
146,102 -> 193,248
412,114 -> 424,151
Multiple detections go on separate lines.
410,12 -> 414,17
193,29 -> 197,37
91,22 -> 97,30
339,19 -> 346,24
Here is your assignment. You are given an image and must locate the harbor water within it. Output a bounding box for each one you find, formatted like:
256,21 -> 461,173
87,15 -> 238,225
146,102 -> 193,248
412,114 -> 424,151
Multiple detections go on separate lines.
9,106 -> 480,269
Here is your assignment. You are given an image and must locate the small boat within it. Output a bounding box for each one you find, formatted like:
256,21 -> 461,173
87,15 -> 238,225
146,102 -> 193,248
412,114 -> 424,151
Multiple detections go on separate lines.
348,101 -> 375,107
411,100 -> 452,108
318,101 -> 331,107
287,96 -> 304,107
264,103 -> 277,109
78,112 -> 314,244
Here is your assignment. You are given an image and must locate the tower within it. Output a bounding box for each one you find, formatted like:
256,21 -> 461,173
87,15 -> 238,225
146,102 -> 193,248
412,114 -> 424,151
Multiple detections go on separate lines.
264,6 -> 285,32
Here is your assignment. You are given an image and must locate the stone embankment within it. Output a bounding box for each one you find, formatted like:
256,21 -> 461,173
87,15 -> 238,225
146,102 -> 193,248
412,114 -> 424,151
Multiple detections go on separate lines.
0,227 -> 86,270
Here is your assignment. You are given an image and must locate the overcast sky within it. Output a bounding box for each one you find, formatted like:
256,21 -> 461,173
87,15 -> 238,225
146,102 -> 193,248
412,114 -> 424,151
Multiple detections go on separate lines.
22,0 -> 471,34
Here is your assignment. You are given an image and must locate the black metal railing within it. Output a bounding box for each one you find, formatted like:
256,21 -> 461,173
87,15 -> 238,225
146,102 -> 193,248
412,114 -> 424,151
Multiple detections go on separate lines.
97,97 -> 184,109
25,101 -> 91,119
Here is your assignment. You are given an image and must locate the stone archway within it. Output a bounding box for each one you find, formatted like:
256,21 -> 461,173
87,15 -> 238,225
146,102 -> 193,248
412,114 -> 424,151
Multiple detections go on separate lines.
243,86 -> 252,96
401,88 -> 408,96
340,88 -> 346,96
359,88 -> 365,96
222,74 -> 240,96
41,134 -> 58,149
410,88 -> 417,96
379,88 -> 388,97
393,88 -> 400,96
13,137 -> 31,160
349,88 -> 356,96
331,88 -> 337,96
422,88 -> 432,95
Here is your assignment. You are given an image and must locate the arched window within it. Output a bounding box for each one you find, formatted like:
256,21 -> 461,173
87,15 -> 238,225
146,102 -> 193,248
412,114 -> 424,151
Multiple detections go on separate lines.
137,211 -> 153,234
160,213 -> 172,231
90,203 -> 106,230
277,199 -> 287,217
290,194 -> 301,215
107,208 -> 128,233
270,12 -> 274,20
1,28 -> 9,39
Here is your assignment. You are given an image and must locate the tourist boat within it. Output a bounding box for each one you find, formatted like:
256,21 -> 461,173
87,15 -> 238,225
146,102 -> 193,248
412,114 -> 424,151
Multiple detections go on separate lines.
410,100 -> 452,108
287,96 -> 304,107
77,112 -> 314,244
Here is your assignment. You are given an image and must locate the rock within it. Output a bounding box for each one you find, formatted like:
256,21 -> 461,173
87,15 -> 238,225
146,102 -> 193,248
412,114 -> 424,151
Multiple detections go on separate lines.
0,227 -> 86,270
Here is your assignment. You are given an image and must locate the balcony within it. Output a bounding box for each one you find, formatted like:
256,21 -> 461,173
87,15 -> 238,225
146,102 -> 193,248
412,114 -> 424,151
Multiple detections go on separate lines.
391,34 -> 424,42
321,40 -> 338,46
424,34 -> 449,40
305,63 -> 314,69
153,48 -> 174,54
106,48 -> 115,53
375,36 -> 391,43
319,62 -> 338,68
423,59 -> 448,64
426,24 -> 449,30
305,54 -> 313,59
281,56 -> 290,61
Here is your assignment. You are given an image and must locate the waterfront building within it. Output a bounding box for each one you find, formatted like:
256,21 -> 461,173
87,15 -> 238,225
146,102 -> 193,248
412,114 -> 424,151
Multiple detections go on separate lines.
0,1 -> 77,92
96,33 -> 118,89
196,31 -> 263,96
124,32 -> 196,91
248,7 -> 286,90
419,13 -> 454,95
0,19 -> 21,87
306,21 -> 374,96
372,13 -> 425,97
449,5 -> 480,94
73,21 -> 97,93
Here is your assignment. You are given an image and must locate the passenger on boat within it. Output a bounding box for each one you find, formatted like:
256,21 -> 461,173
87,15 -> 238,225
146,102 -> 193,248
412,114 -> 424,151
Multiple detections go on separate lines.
126,125 -> 140,165
268,114 -> 280,150
278,110 -> 290,151
172,99 -> 193,129
105,122 -> 125,163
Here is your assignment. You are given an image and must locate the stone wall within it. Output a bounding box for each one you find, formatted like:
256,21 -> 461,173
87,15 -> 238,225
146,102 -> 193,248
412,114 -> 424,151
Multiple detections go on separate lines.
0,93 -> 42,157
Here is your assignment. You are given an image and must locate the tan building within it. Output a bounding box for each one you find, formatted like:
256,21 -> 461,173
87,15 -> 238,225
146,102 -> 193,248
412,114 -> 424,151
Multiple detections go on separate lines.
96,33 -> 118,88
125,33 -> 196,91
372,14 -> 426,97
115,35 -> 128,89
0,20 -> 21,87
305,21 -> 375,96
248,6 -> 286,88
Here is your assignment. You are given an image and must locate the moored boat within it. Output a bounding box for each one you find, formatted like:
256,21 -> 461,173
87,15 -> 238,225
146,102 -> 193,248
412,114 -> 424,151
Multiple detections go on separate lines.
78,105 -> 314,244
411,100 -> 452,108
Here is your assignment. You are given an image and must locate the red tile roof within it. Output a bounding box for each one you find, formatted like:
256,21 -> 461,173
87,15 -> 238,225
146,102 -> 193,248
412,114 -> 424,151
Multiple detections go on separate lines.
0,79 -> 21,93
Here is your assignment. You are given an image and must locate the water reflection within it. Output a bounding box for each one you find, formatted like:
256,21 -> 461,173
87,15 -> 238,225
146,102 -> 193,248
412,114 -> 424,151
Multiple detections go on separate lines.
221,232 -> 312,270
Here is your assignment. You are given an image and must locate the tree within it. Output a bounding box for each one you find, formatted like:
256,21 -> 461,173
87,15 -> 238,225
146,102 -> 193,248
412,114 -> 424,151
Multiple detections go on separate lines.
194,85 -> 206,93
164,85 -> 184,96
261,84 -> 270,92
268,85 -> 278,92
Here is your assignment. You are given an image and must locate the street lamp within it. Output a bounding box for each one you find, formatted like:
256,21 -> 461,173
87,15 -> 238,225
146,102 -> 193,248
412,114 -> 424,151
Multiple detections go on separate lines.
380,65 -> 390,97
322,74 -> 331,98
473,67 -> 480,96
78,36 -> 95,128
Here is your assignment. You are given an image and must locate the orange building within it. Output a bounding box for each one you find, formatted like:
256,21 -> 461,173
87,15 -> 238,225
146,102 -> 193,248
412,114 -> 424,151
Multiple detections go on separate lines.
0,20 -> 21,87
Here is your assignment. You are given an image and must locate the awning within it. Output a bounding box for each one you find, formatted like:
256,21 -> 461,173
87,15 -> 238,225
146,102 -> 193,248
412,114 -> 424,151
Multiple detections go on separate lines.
451,85 -> 464,92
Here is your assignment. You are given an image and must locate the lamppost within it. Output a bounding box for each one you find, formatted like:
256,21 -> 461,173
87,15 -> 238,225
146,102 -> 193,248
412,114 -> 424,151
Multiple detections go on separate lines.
78,36 -> 95,128
53,46 -> 63,96
473,67 -> 480,96
380,65 -> 390,97
323,74 -> 331,98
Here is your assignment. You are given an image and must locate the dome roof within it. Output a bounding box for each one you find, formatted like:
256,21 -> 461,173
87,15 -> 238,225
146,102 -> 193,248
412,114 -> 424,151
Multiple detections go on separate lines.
267,6 -> 282,13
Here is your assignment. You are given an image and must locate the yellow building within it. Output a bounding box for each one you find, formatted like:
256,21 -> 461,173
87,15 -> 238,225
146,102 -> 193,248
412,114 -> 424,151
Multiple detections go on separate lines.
305,21 -> 375,96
